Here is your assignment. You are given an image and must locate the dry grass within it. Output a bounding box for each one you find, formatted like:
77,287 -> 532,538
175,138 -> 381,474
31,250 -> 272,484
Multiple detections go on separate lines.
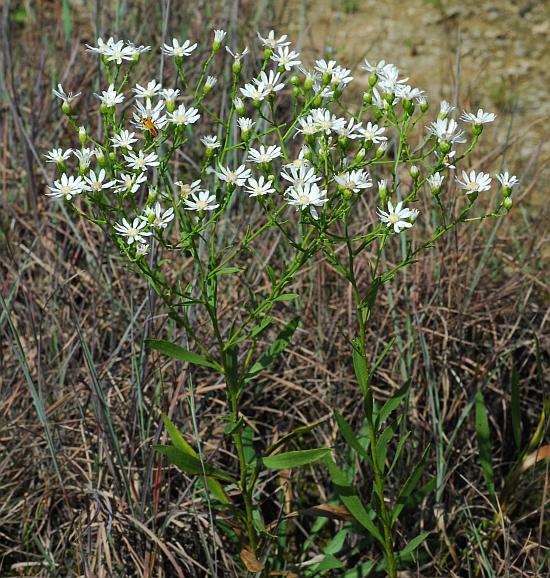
1,1 -> 549,577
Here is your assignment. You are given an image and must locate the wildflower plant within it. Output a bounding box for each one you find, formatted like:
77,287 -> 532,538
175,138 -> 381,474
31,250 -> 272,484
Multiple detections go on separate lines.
45,32 -> 516,576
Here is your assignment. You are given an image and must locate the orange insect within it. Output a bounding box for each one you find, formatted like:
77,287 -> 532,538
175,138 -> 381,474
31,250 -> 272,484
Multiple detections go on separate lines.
140,116 -> 159,138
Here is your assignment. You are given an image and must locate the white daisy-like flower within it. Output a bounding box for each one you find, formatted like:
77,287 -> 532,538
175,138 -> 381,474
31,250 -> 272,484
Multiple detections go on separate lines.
225,46 -> 249,63
296,114 -> 319,136
360,122 -> 387,143
46,173 -> 85,200
378,66 -> 408,95
257,30 -> 291,49
161,38 -> 197,57
128,42 -> 151,54
96,84 -> 125,107
160,88 -> 180,106
361,59 -> 394,77
184,190 -> 219,212
204,76 -> 217,90
201,135 -> 221,149
245,176 -> 276,197
136,243 -> 150,256
311,108 -> 346,134
213,30 -> 227,45
240,81 -> 269,102
73,148 -> 95,170
455,170 -> 492,195
460,108 -> 496,125
426,173 -> 445,191
133,80 -> 162,99
142,202 -> 175,229
286,182 -> 328,219
52,84 -> 81,105
133,98 -> 168,130
248,145 -> 282,164
271,46 -> 301,71
336,118 -> 364,139
284,148 -> 310,170
281,164 -> 320,188
44,148 -> 72,163
116,172 -> 147,194
85,36 -> 115,55
377,201 -> 415,233
427,118 -> 466,144
439,100 -> 455,118
237,117 -> 255,133
124,150 -> 160,171
215,164 -> 252,187
84,169 -> 116,193
113,217 -> 152,245
334,169 -> 373,193
174,179 -> 201,200
396,85 -> 424,101
104,39 -> 137,64
495,172 -> 518,189
169,104 -> 200,126
256,70 -> 285,95
111,130 -> 138,150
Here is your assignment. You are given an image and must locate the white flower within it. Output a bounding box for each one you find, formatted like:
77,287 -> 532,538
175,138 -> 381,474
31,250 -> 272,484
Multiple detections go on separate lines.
311,108 -> 346,134
160,88 -> 180,105
136,243 -> 150,256
133,80 -> 162,99
460,108 -> 496,125
377,200 -> 415,233
426,173 -> 445,191
297,114 -> 319,136
47,173 -> 85,200
104,39 -> 136,64
112,130 -> 138,150
257,30 -> 291,49
213,30 -> 227,45
337,118 -> 363,139
169,104 -> 200,126
174,179 -> 201,200
248,145 -> 282,164
271,46 -> 301,71
184,190 -> 219,211
286,182 -> 328,219
334,169 -> 372,193
124,150 -> 159,171
360,122 -> 387,143
361,59 -> 395,77
409,208 -> 420,222
96,84 -> 125,107
315,59 -> 353,86
455,170 -> 492,195
281,164 -> 320,188
377,65 -> 408,95
237,117 -> 255,133
225,46 -> 249,63
396,85 -> 424,101
245,176 -> 275,197
256,70 -> 285,95
133,98 -> 168,130
439,100 -> 455,117
52,84 -> 81,104
495,172 -> 518,189
162,38 -> 197,57
73,148 -> 95,170
116,172 -> 147,194
240,81 -> 269,101
85,36 -> 115,55
427,118 -> 466,144
201,135 -> 221,149
142,202 -> 175,229
114,217 -> 152,245
215,164 -> 252,187
84,169 -> 116,192
44,148 -> 72,163
205,76 -> 217,90
284,148 -> 310,170
128,42 -> 151,54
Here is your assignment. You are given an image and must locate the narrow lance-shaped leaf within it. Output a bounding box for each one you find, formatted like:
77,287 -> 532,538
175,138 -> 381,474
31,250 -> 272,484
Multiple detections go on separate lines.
475,389 -> 496,503
262,448 -> 332,470
147,339 -> 220,370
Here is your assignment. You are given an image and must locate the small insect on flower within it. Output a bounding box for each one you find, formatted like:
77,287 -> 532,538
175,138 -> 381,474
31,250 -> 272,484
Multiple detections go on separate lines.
140,116 -> 159,138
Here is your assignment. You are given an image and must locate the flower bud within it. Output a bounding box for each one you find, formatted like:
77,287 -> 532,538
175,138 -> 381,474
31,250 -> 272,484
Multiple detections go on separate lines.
61,101 -> 72,115
304,76 -> 313,91
419,98 -> 429,113
384,93 -> 394,105
79,126 -> 87,146
375,142 -> 388,159
109,151 -> 117,163
355,148 -> 366,161
232,61 -> 242,74
438,141 -> 452,155
363,92 -> 372,105
503,196 -> 513,210
410,165 -> 420,179
338,135 -> 349,150
368,74 -> 378,87
333,86 -> 343,99
290,75 -> 300,86
148,187 -> 158,202
292,86 -> 300,99
312,95 -> 323,108
402,99 -> 414,115
322,72 -> 331,86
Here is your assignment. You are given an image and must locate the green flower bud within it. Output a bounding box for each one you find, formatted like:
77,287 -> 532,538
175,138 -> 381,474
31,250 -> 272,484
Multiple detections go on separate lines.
438,141 -> 452,155
61,101 -> 72,115
312,95 -> 323,108
338,135 -> 349,150
292,86 -> 300,99
355,148 -> 366,161
78,126 -> 87,146
264,47 -> 272,61
109,151 -> 117,163
368,74 -> 378,87
503,196 -> 513,210
375,143 -> 388,159
322,71 -> 332,86
403,99 -> 414,115
304,76 -> 313,91
419,99 -> 429,113
232,61 -> 242,74
290,75 -> 300,86
363,92 -> 372,105
410,165 -> 420,179
384,93 -> 395,105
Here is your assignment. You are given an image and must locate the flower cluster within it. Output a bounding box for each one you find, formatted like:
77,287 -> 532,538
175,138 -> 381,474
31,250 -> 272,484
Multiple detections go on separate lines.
45,30 -> 517,259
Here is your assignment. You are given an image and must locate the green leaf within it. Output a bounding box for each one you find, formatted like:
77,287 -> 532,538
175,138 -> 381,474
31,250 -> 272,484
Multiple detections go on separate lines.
324,457 -> 384,546
375,419 -> 399,473
262,448 -> 332,470
264,420 -> 323,456
244,317 -> 299,382
315,554 -> 345,571
273,292 -> 299,302
396,531 -> 431,562
475,389 -> 496,502
209,266 -> 242,278
352,337 -> 368,395
147,339 -> 220,370
334,410 -> 368,458
511,365 -> 521,449
162,414 -> 197,456
376,380 -> 410,428
155,445 -> 234,483
249,316 -> 273,339
391,445 -> 430,525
